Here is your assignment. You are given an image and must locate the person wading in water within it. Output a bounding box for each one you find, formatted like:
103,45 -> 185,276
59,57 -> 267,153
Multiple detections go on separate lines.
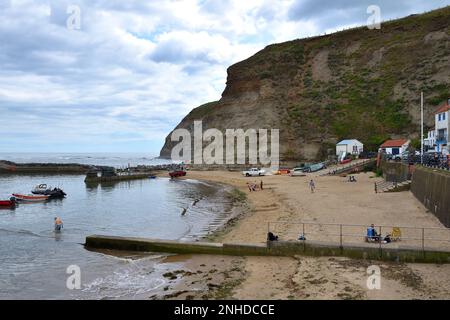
54,217 -> 63,232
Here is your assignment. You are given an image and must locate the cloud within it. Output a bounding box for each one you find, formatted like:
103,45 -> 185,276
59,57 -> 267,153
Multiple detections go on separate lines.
1,0 -> 449,153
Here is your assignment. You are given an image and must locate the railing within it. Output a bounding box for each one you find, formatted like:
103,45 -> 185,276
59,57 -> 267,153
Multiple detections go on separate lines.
324,159 -> 375,176
268,221 -> 450,255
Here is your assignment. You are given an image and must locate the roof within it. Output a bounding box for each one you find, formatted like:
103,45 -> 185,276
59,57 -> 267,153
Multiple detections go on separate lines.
380,139 -> 409,148
337,139 -> 363,145
435,100 -> 450,114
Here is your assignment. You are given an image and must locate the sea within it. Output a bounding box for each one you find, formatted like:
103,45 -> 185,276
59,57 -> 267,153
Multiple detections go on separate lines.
0,153 -> 237,299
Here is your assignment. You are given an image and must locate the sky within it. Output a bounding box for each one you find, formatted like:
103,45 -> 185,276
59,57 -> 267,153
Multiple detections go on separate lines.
1,0 -> 449,155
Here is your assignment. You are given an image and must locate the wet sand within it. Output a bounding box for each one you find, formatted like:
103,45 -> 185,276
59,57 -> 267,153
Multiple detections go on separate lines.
152,169 -> 450,300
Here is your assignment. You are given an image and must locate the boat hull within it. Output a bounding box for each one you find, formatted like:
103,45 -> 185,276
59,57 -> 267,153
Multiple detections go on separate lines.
169,171 -> 187,178
0,200 -> 16,208
12,194 -> 49,202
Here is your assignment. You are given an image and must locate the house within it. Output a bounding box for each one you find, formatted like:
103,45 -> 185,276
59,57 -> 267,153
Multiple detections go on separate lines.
434,98 -> 450,155
424,128 -> 436,150
379,139 -> 410,156
336,139 -> 364,156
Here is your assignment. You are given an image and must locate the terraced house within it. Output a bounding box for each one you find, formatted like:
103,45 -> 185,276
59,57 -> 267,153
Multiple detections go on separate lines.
434,98 -> 450,155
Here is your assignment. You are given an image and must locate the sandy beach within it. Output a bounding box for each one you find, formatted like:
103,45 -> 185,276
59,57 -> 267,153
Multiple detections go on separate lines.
152,168 -> 450,300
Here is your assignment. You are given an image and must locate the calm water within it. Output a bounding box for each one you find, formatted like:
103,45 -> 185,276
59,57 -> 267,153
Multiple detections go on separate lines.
0,174 -> 236,299
0,152 -> 171,168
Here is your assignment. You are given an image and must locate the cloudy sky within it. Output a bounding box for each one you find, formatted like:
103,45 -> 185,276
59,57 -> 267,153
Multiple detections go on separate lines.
1,0 -> 449,155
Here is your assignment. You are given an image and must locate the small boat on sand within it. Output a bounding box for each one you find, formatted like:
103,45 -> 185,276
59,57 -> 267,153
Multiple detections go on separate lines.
12,194 -> 49,202
169,170 -> 187,178
0,199 -> 16,208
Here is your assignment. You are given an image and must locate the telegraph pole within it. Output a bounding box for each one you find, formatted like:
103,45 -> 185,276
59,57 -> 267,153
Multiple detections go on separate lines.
421,92 -> 424,164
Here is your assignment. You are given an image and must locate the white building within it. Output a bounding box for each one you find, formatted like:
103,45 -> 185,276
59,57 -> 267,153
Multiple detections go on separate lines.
336,139 -> 364,156
379,139 -> 410,156
424,128 -> 436,150
434,99 -> 450,155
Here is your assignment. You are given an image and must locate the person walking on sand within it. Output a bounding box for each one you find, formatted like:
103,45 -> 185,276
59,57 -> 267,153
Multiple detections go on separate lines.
54,216 -> 63,232
260,180 -> 264,190
309,179 -> 315,193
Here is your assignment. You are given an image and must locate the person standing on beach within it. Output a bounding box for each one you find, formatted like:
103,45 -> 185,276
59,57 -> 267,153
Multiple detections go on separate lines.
309,179 -> 315,193
260,180 -> 264,190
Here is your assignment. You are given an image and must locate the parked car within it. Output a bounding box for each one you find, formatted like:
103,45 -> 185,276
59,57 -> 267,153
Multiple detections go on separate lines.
358,151 -> 378,159
290,167 -> 307,177
277,167 -> 291,175
293,163 -> 313,172
307,162 -> 327,172
242,168 -> 266,177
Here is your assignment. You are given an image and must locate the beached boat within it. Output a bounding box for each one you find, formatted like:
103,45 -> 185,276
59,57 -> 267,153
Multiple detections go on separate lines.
0,199 -> 16,208
169,170 -> 187,178
12,194 -> 49,202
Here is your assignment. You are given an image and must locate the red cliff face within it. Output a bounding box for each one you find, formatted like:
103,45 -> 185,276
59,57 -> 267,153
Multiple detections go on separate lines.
160,7 -> 450,164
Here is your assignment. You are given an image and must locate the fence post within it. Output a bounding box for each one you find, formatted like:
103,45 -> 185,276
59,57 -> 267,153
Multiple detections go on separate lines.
302,223 -> 306,252
379,225 -> 382,258
422,228 -> 425,258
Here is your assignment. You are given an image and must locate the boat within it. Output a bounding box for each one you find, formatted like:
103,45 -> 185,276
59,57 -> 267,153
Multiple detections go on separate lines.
0,198 -> 16,209
31,184 -> 66,199
169,170 -> 187,178
32,184 -> 50,194
340,158 -> 352,165
12,194 -> 49,202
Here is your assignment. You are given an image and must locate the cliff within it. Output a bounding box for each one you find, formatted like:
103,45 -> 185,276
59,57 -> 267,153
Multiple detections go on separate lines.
160,7 -> 450,163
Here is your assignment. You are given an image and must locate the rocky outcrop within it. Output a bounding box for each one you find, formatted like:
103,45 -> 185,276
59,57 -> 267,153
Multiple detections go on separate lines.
161,7 -> 450,163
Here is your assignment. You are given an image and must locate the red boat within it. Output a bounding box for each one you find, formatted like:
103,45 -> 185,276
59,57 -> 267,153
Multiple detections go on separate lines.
169,170 -> 187,178
12,194 -> 49,202
0,200 -> 16,208
340,158 -> 352,164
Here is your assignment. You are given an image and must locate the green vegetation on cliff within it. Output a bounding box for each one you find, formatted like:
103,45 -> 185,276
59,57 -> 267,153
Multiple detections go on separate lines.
161,7 -> 450,161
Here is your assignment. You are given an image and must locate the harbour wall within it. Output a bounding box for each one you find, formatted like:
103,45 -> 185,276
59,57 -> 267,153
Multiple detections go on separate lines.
85,235 -> 450,264
411,166 -> 450,228
379,161 -> 450,228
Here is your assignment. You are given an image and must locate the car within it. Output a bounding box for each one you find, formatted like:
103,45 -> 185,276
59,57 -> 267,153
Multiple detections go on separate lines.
277,167 -> 291,175
290,167 -> 307,176
308,162 -> 327,172
358,151 -> 378,159
242,168 -> 266,177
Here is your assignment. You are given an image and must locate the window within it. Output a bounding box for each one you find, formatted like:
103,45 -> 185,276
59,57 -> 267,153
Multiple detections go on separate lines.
444,113 -> 446,121
439,114 -> 442,121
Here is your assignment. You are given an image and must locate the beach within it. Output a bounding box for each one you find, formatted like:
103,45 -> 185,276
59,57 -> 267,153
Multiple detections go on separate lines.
152,169 -> 450,300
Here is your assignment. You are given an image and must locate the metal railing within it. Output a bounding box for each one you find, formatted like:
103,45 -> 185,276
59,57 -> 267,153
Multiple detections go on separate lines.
268,221 -> 450,255
323,159 -> 375,176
